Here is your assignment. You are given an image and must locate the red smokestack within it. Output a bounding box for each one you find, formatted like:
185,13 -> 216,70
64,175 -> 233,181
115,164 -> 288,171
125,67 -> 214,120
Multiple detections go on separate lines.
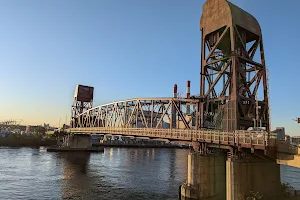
186,80 -> 190,98
173,84 -> 178,98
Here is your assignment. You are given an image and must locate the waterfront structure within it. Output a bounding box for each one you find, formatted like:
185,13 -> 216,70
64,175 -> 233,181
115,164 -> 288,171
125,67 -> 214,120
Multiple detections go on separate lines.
62,0 -> 300,199
91,134 -> 173,147
71,85 -> 94,128
0,129 -> 10,137
0,119 -> 23,126
291,136 -> 300,144
272,127 -> 286,140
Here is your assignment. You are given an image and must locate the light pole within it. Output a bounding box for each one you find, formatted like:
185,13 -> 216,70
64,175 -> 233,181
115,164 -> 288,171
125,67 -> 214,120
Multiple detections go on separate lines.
59,118 -> 61,129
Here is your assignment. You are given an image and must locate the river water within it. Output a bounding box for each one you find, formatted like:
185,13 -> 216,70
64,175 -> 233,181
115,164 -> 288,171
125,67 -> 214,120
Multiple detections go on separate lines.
0,147 -> 300,200
0,147 -> 188,200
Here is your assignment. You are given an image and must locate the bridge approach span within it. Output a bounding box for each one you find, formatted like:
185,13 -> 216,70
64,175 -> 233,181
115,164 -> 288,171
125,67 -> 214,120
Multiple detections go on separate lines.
69,97 -> 280,152
67,97 -> 300,166
68,127 -> 275,150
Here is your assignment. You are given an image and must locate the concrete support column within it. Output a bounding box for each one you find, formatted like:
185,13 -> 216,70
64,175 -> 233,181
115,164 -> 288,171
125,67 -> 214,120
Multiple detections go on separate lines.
226,158 -> 281,200
63,134 -> 92,149
103,135 -> 107,141
181,152 -> 226,200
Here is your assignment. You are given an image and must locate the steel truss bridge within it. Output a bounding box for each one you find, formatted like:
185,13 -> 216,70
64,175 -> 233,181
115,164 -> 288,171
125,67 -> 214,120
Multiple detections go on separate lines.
72,98 -> 200,129
68,97 -> 281,154
66,0 -> 300,169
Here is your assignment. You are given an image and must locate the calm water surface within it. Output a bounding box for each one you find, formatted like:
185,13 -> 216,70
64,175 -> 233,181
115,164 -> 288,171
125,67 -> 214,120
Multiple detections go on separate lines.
1,147 -> 300,200
0,147 -> 189,200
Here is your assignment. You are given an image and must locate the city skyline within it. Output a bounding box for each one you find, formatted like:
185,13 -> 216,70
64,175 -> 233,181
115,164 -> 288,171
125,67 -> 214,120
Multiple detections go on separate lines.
1,0 -> 300,135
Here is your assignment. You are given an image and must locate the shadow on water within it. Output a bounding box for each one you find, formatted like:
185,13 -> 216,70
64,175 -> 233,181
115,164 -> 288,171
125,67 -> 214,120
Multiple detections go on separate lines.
55,152 -> 93,200
48,148 -> 189,200
59,152 -> 91,174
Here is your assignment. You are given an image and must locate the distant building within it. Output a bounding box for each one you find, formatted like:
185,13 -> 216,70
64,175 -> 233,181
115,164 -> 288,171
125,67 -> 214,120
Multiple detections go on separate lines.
25,126 -> 32,135
285,135 -> 291,142
0,130 -> 9,137
272,127 -> 285,140
291,136 -> 300,144
43,123 -> 51,130
46,131 -> 55,135
62,124 -> 70,129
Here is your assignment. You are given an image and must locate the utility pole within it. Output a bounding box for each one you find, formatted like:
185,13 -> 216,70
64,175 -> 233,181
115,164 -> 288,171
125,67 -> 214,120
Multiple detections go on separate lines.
59,118 -> 61,129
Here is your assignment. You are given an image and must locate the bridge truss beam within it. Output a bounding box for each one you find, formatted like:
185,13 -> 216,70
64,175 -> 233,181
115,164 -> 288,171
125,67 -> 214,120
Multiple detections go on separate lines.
72,98 -> 201,130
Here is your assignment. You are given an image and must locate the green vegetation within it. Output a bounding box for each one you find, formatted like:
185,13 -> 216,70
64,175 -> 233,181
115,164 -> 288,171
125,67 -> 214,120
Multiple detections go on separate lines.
238,191 -> 263,200
281,183 -> 294,197
0,133 -> 56,147
237,183 -> 298,200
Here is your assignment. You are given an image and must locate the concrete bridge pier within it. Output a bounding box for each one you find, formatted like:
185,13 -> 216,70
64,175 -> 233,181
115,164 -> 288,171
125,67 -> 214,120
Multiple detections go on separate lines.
180,152 -> 226,200
48,133 -> 104,152
226,156 -> 281,200
62,134 -> 92,149
180,145 -> 282,200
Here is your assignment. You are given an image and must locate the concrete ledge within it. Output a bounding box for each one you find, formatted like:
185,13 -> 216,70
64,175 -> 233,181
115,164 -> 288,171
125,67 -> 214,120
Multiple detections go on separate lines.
180,184 -> 198,200
277,153 -> 300,168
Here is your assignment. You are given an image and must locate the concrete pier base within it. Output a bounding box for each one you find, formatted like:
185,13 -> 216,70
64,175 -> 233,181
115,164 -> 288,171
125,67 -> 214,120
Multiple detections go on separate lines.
47,134 -> 104,152
226,158 -> 281,200
63,134 -> 92,149
181,152 -> 226,200
180,151 -> 283,200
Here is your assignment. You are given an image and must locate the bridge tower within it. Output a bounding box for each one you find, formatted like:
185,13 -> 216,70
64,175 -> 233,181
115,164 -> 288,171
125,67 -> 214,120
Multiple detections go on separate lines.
71,84 -> 94,128
199,0 -> 270,132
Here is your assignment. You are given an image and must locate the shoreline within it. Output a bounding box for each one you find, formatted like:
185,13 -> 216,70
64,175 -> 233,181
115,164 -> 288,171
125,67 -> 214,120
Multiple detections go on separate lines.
0,135 -> 56,148
93,143 -> 190,149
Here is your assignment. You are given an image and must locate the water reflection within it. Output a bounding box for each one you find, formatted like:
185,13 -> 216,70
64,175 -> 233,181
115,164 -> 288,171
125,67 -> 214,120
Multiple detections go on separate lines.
61,152 -> 90,174
2,147 -> 300,200
0,147 -> 189,200
54,149 -> 300,200
58,152 -> 92,199
109,148 -> 114,160
281,165 -> 300,190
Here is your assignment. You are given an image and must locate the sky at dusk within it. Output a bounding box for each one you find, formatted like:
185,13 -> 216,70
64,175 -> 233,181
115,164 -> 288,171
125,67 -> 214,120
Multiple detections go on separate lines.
0,0 -> 300,135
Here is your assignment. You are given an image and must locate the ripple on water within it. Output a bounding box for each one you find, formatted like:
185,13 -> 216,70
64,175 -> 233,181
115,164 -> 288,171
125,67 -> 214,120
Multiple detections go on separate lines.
0,147 -> 189,200
1,147 -> 299,200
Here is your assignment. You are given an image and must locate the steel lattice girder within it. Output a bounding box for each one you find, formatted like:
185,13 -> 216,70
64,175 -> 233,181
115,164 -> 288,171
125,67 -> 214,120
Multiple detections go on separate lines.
73,98 -> 201,130
199,0 -> 270,132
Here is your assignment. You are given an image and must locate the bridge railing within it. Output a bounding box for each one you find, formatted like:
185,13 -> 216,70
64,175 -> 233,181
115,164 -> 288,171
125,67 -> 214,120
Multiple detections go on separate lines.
68,127 -> 273,147
234,130 -> 266,146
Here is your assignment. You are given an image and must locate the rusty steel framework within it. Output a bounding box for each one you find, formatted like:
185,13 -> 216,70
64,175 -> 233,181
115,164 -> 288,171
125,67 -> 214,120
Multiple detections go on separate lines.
71,0 -> 271,135
63,0 -> 294,160
72,98 -> 200,129
71,85 -> 94,128
199,0 -> 270,132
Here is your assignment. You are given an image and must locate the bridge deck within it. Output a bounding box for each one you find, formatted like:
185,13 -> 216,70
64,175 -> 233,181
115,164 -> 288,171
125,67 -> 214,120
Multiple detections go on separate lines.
68,127 -> 277,150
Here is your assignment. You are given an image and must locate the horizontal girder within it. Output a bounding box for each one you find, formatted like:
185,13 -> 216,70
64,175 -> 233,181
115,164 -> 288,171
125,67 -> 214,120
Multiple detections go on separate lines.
68,127 -> 277,149
72,98 -> 201,129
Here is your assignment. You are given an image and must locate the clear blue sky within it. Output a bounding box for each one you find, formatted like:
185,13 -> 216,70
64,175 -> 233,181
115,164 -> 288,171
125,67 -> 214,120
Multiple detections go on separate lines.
0,0 -> 299,135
